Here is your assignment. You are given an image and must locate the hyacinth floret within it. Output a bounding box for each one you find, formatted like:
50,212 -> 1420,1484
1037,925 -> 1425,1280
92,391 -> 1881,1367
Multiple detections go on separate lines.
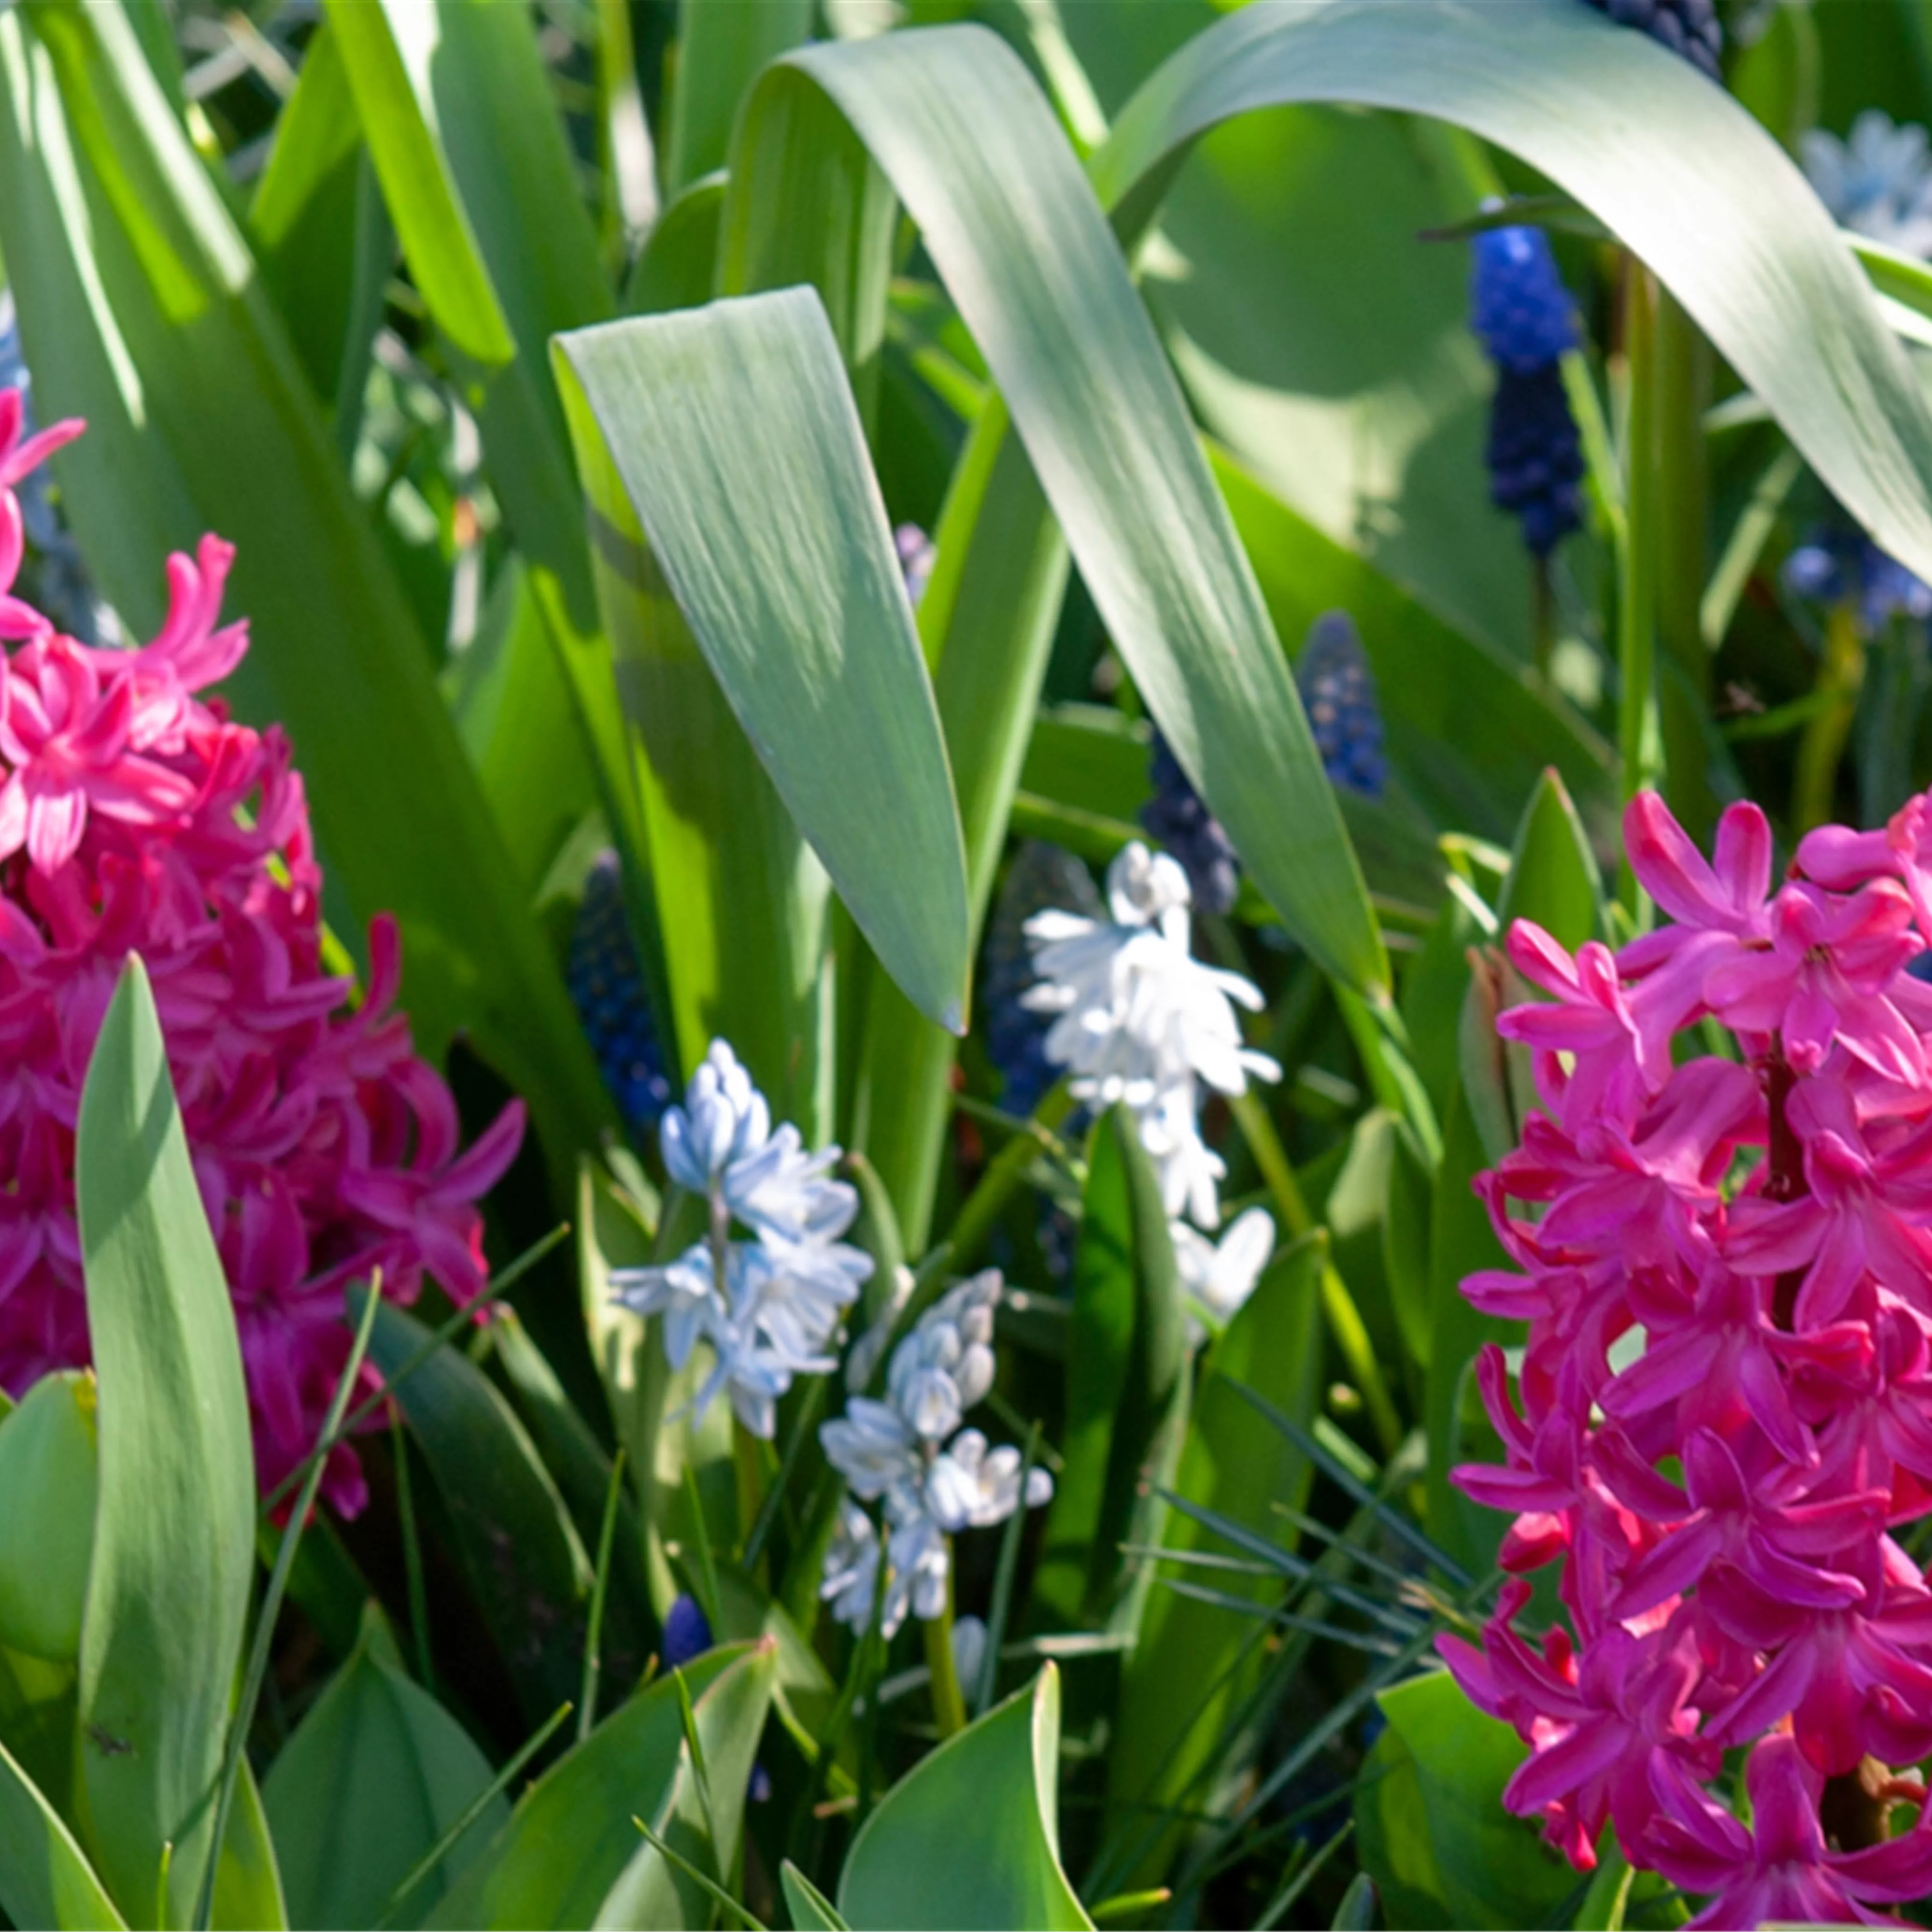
1296,611 -> 1387,799
1023,840 -> 1279,1233
819,1271 -> 1052,1639
1580,0 -> 1721,80
1441,780 -> 1932,1920
981,840 -> 1099,1119
567,850 -> 673,1132
1140,729 -> 1240,915
611,1039 -> 871,1436
0,395 -> 526,1516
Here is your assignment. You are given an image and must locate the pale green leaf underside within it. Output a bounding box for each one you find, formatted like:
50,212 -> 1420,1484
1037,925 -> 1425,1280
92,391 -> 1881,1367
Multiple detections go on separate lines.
554,290 -> 971,1034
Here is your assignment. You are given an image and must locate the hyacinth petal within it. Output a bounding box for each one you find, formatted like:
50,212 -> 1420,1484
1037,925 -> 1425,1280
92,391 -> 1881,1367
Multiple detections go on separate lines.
2,415 -> 84,486
1502,1716 -> 1629,1818
1624,791 -> 1736,929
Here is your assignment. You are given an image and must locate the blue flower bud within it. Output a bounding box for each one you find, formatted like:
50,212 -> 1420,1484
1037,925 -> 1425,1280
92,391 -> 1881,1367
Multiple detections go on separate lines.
567,852 -> 673,1133
662,1592 -> 713,1669
1582,0 -> 1722,79
1470,225 -> 1578,373
1297,611 -> 1388,799
1141,730 -> 1240,915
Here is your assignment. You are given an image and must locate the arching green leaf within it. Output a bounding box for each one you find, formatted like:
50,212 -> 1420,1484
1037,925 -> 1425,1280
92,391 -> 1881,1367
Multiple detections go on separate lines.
1089,0 -> 1932,585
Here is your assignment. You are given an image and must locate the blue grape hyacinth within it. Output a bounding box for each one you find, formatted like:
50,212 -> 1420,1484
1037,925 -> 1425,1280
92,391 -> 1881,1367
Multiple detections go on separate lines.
1297,611 -> 1388,799
1141,730 -> 1240,915
1785,526 -> 1932,635
1470,223 -> 1585,558
1580,0 -> 1721,79
567,851 -> 674,1133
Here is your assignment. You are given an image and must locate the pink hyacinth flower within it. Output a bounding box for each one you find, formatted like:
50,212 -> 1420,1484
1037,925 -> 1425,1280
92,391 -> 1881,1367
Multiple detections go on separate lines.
0,388 -> 82,637
1643,1735 -> 1932,1928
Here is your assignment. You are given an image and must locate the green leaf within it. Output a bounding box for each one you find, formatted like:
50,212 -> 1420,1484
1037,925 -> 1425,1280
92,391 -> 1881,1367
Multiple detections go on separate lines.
1494,767 -> 1604,949
75,957 -> 255,1931
782,1863 -> 851,1932
1033,1108 -> 1189,1634
663,0 -> 812,196
263,1613 -> 509,1929
1354,1671 -> 1573,1932
624,173 -> 727,317
554,289 -> 972,1034
368,1302 -> 594,1726
0,1372 -> 96,1664
1208,444 -> 1615,845
725,27 -> 1387,997
1088,0 -> 1932,587
1106,1235 -> 1325,1891
0,1737 -> 126,1932
837,1666 -> 1092,1932
427,1645 -> 753,1931
590,1640 -> 777,1928
246,20 -> 393,434
321,0 -> 514,363
0,0 -> 614,1167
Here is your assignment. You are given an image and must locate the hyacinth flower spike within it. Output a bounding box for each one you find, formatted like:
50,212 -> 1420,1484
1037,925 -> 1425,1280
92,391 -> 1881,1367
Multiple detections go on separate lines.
1443,777 -> 1932,1912
0,394 -> 526,1513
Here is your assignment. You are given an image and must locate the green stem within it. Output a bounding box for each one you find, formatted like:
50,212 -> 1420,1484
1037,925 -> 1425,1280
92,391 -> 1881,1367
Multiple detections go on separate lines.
945,1080 -> 1076,1273
1228,1092 -> 1403,1460
924,1557 -> 968,1738
1655,283 -> 1716,838
733,1420 -> 767,1574
1618,262 -> 1663,909
1793,602 -> 1866,834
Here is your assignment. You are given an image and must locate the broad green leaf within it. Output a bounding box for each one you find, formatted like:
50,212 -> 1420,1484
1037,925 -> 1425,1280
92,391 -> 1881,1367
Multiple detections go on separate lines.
263,1613 -> 508,1929
489,1310 -> 655,1691
246,21 -> 392,436
321,0 -> 513,363
837,1666 -> 1092,1932
1494,767 -> 1605,947
663,0 -> 811,196
427,1645 -> 750,1931
590,1639 -> 777,1928
1209,444 -> 1615,844
0,1372 -> 96,1664
369,1302 -> 594,1726
1106,1235 -> 1325,1891
624,173 -> 727,316
577,1157 -> 657,1537
0,1644 -> 76,1829
0,0 -> 614,1166
75,958 -> 255,1931
554,290 -> 971,1034
1089,0 -> 1932,588
724,27 -> 1388,997
782,1863 -> 851,1932
0,1737 -> 125,1932
1354,1670 -> 1572,1932
1033,1108 -> 1189,1634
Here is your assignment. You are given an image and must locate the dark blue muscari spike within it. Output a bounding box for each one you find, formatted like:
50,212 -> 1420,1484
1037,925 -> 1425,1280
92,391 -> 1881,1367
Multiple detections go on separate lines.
980,841 -> 1101,1119
1580,0 -> 1722,80
1470,225 -> 1578,374
1470,224 -> 1586,558
567,852 -> 674,1134
1140,730 -> 1240,915
662,1592 -> 712,1669
1296,611 -> 1388,799
1486,364 -> 1586,558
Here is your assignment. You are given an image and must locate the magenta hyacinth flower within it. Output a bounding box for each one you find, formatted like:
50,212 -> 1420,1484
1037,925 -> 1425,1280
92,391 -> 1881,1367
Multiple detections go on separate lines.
1447,780 -> 1932,1912
0,400 -> 524,1515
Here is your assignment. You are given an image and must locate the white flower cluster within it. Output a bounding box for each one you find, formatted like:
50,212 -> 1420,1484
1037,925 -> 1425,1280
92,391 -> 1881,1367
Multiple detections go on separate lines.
611,1040 -> 871,1436
1802,110 -> 1932,259
1023,841 -> 1279,1323
818,1272 -> 1052,1639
